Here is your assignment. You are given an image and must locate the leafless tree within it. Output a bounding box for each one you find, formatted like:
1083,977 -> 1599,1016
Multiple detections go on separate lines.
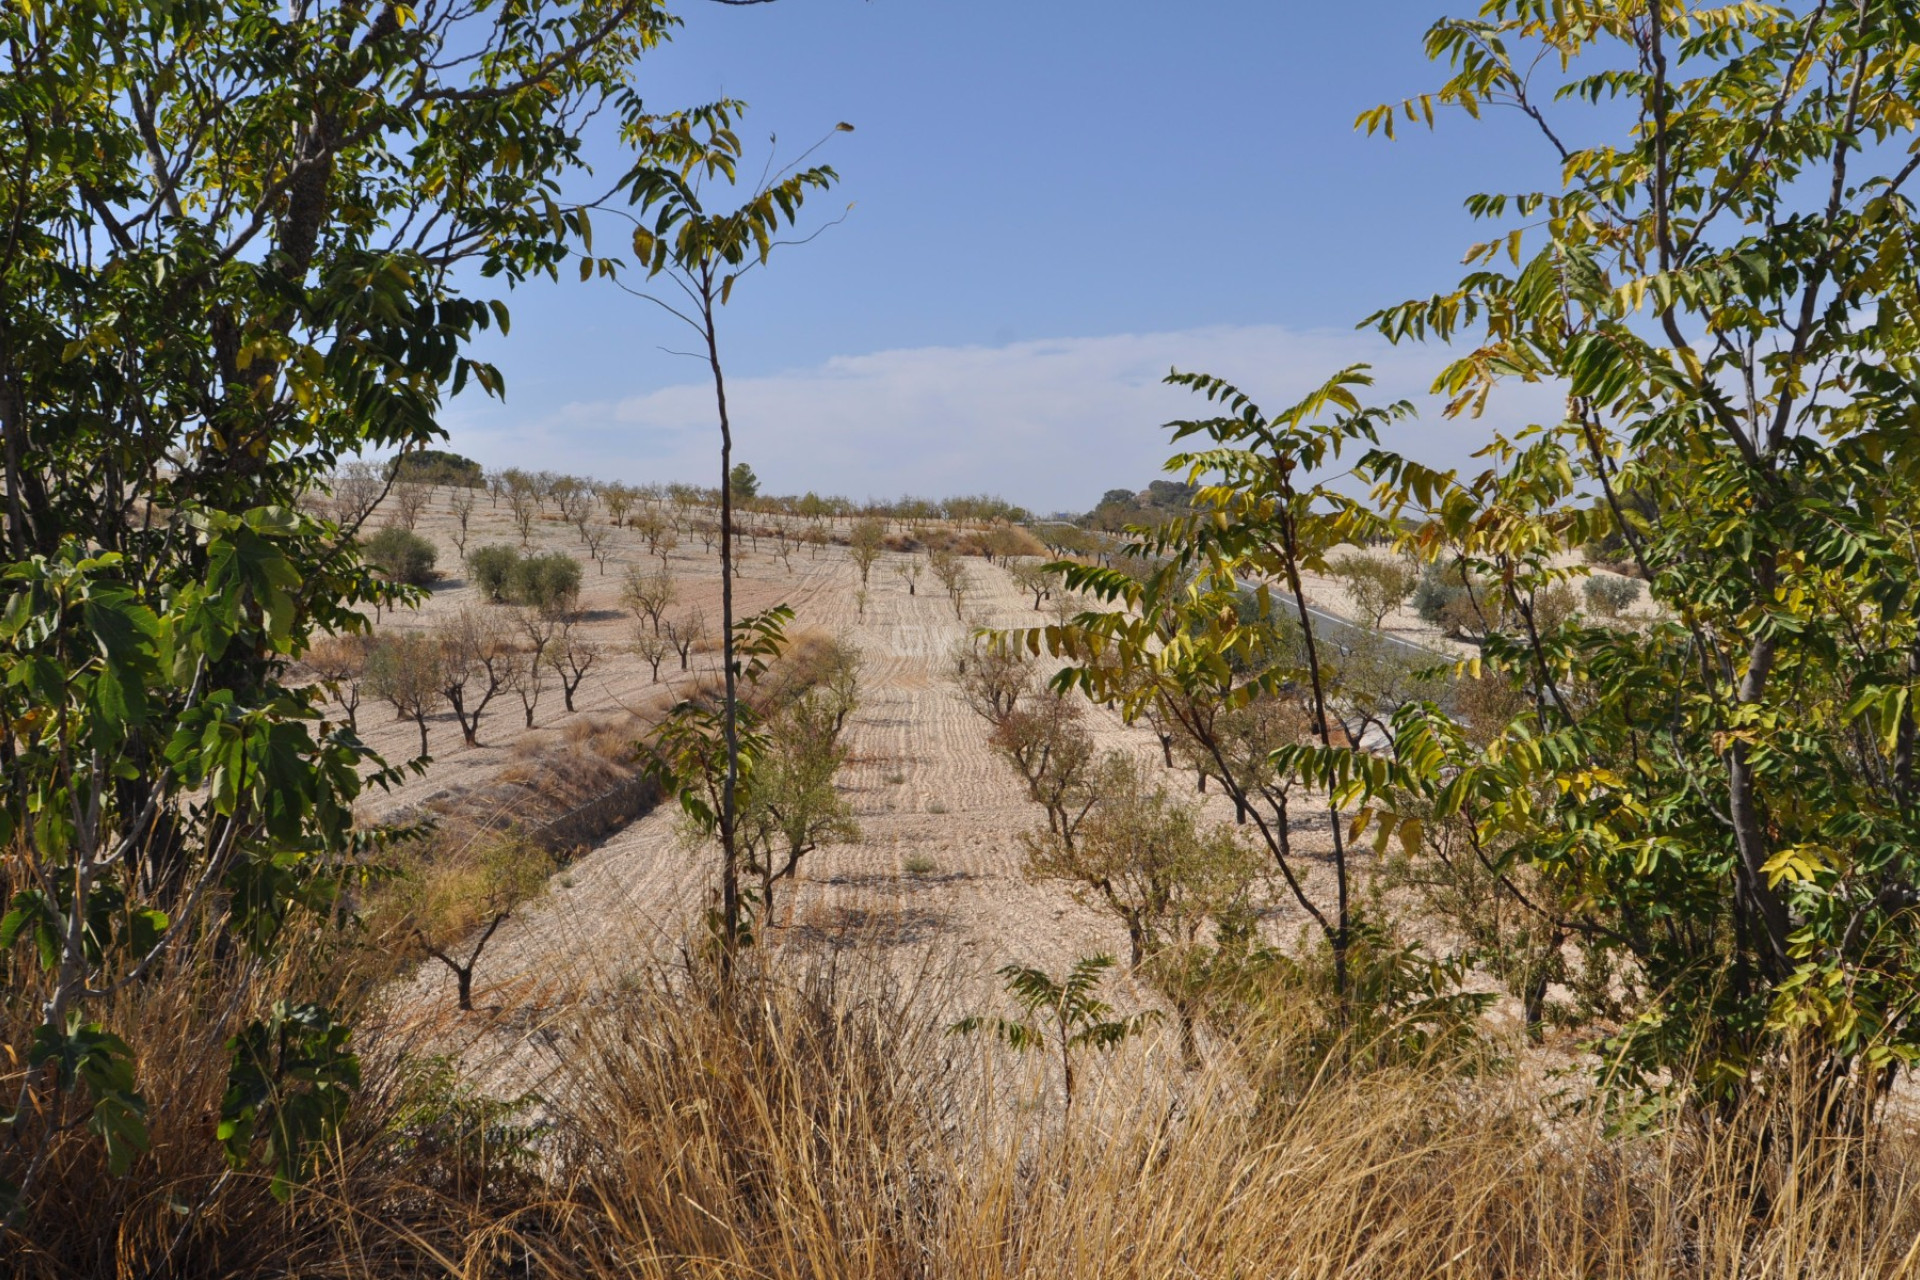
581,520 -> 614,572
552,621 -> 599,712
420,911 -> 511,1013
392,478 -> 430,531
1010,559 -> 1054,610
553,476 -> 592,527
621,563 -> 675,633
331,460 -> 386,528
305,633 -> 369,733
513,607 -> 556,727
508,488 -> 538,547
633,623 -> 671,682
449,488 -> 477,557
366,633 -> 445,759
666,607 -> 705,671
439,606 -> 516,746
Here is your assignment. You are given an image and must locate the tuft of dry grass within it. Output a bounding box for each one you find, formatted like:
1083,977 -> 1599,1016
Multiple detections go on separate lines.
10,940 -> 1920,1277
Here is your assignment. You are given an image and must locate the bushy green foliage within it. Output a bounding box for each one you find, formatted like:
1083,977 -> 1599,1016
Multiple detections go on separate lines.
0,0 -> 669,1208
363,525 -> 439,586
508,552 -> 582,618
1348,0 -> 1920,1111
466,544 -> 520,602
1581,573 -> 1642,620
391,449 -> 484,488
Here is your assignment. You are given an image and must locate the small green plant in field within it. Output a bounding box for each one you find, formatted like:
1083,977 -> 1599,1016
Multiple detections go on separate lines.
925,799 -> 949,814
884,768 -> 907,785
949,955 -> 1159,1109
902,853 -> 939,878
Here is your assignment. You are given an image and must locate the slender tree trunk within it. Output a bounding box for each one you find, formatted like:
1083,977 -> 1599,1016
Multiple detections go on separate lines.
1275,516 -> 1351,1001
704,278 -> 742,970
1728,624 -> 1791,973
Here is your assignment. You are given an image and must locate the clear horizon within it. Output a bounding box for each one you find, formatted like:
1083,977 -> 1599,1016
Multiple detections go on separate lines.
441,1 -> 1559,510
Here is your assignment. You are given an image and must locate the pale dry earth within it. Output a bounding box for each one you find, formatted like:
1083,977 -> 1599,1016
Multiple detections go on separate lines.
342,490 -> 1640,1093
336,490 -> 1361,1083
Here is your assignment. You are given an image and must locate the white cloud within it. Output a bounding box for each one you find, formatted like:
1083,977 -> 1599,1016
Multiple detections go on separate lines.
442,325 -> 1565,512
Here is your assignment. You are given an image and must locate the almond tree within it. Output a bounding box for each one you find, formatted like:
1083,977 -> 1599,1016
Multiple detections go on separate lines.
893,555 -> 923,597
634,624 -> 672,682
621,563 -> 676,634
305,634 -> 370,735
439,606 -> 516,747
450,488 -> 477,558
514,608 -> 557,728
581,520 -> 615,572
667,608 -> 706,671
367,633 -> 447,761
1019,371 -> 1403,1003
392,478 -> 430,531
849,517 -> 886,584
552,622 -> 599,713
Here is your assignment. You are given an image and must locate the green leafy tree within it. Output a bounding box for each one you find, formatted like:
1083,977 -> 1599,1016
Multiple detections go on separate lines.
729,461 -> 761,501
391,449 -> 485,489
508,552 -> 583,619
643,606 -> 794,956
0,0 -> 679,1211
1018,371 -> 1405,1002
741,659 -> 861,924
1336,0 -> 1920,1112
363,525 -> 439,587
617,106 -> 846,966
467,544 -> 522,603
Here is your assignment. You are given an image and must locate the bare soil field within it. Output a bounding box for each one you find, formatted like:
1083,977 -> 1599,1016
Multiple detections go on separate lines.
345,488 -> 1352,1064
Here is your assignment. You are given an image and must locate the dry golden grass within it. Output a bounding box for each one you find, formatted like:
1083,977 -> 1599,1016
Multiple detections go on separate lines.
11,940 -> 1920,1278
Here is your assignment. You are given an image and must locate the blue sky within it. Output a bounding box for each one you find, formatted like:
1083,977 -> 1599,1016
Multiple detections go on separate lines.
444,1 -> 1570,512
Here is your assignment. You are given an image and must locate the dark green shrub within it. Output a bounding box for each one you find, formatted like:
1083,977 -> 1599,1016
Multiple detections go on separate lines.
1410,562 -> 1467,626
363,524 -> 438,586
509,551 -> 582,617
390,448 -> 484,488
467,544 -> 521,602
1582,573 -> 1643,619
